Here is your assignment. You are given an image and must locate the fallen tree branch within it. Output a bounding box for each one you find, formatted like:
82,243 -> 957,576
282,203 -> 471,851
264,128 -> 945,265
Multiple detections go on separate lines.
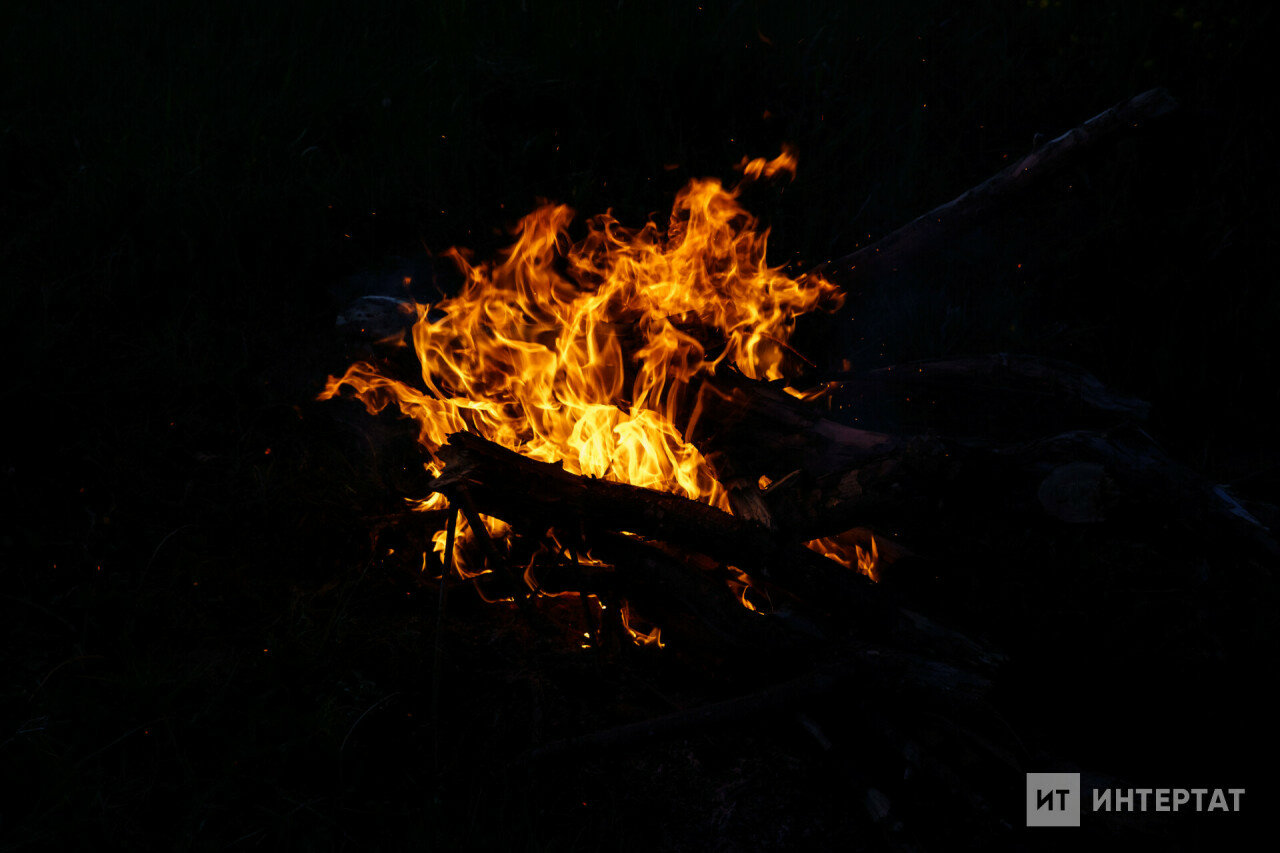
806,88 -> 1181,285
815,353 -> 1151,440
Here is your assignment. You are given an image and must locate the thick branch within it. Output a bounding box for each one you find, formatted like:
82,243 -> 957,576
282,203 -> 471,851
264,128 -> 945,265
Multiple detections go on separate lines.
806,88 -> 1180,285
817,354 -> 1150,440
429,431 -> 1006,670
430,431 -> 864,612
431,431 -> 787,571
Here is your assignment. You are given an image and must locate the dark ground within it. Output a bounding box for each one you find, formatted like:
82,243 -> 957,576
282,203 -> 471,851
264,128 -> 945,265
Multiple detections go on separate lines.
3,1 -> 1277,850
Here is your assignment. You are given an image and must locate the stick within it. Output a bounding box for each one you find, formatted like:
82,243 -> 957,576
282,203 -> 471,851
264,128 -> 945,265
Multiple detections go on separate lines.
450,483 -> 537,616
432,507 -> 457,770
569,526 -> 605,670
817,353 -> 1150,438
588,531 -> 802,659
806,88 -> 1181,285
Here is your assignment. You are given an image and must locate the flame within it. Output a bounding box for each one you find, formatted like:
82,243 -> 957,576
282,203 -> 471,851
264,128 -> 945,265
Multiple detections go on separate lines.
321,148 -> 839,498
726,565 -> 774,612
619,602 -> 663,648
857,536 -> 879,580
322,150 -> 851,637
429,511 -> 512,580
806,531 -> 880,583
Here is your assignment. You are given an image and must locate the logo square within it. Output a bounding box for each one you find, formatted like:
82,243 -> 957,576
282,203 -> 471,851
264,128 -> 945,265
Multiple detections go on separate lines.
1027,772 -> 1081,827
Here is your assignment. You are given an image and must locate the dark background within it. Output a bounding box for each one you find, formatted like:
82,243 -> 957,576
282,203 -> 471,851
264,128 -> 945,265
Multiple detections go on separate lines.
3,1 -> 1275,850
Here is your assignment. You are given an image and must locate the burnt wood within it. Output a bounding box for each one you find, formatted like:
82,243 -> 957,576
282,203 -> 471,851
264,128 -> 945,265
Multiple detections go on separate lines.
428,430 -> 1006,670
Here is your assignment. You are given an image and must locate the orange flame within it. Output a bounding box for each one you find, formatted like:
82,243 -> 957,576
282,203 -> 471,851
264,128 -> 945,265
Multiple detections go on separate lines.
619,602 -> 664,648
321,151 -> 858,635
321,149 -> 839,499
805,532 -> 880,583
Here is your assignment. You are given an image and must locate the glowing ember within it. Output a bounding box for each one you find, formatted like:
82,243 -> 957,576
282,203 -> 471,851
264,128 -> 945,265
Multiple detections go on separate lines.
321,150 -> 878,637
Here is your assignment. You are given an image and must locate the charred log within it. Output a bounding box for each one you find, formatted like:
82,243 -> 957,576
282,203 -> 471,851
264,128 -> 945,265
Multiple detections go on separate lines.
428,430 -> 1005,670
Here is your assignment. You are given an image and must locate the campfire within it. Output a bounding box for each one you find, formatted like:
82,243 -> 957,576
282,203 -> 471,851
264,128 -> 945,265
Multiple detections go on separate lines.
318,89 -> 1274,841
321,146 -> 882,645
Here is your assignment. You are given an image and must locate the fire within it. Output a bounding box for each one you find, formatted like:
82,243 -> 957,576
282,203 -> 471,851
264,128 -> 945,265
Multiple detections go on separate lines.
805,531 -> 880,583
321,149 -> 875,638
321,148 -> 839,493
619,604 -> 664,649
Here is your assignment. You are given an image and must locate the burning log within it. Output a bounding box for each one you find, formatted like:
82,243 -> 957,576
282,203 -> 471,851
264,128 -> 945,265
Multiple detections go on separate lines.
520,535 -> 800,662
428,431 -> 786,574
587,532 -> 800,658
426,429 -> 872,632
427,430 -> 1005,671
687,368 -> 900,512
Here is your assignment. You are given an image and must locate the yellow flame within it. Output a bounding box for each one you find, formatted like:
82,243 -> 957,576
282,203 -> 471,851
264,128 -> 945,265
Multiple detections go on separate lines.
430,512 -> 511,580
320,151 -> 839,508
620,602 -> 664,648
726,566 -> 770,612
806,532 -> 880,583
321,151 -> 847,623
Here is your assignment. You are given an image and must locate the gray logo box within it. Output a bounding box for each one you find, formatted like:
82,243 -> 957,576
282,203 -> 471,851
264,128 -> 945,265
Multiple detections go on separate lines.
1027,772 -> 1081,827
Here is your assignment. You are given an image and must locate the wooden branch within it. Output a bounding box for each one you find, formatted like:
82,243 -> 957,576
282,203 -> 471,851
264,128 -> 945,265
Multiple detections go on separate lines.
815,353 -> 1150,440
429,429 -> 900,627
589,531 -> 804,659
692,363 -> 1273,563
428,430 -> 1006,670
431,431 -> 787,573
676,358 -> 1161,545
524,544 -> 799,663
806,88 -> 1181,285
431,508 -> 457,769
689,368 -> 900,503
